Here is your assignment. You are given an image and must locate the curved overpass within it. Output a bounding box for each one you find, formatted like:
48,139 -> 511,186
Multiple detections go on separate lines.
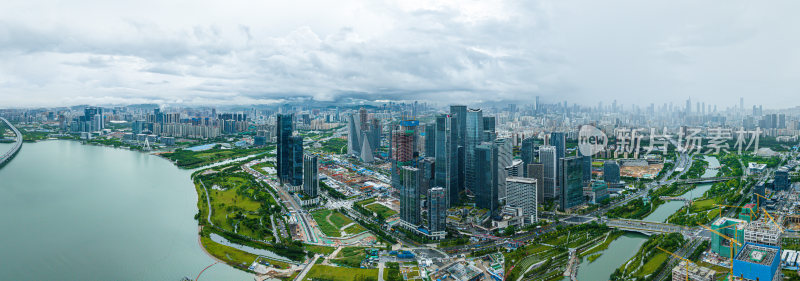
0,117 -> 23,168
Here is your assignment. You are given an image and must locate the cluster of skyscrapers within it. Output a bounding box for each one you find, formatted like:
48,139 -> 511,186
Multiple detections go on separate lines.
277,114 -> 319,200
347,105 -> 611,238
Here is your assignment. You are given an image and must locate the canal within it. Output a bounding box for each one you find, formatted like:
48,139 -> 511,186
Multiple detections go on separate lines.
574,155 -> 720,280
0,141 -> 253,280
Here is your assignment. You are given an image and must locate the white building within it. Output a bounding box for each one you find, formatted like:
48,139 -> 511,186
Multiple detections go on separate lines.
505,177 -> 537,224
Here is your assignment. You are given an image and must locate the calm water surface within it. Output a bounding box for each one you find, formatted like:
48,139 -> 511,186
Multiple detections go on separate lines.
0,140 -> 252,280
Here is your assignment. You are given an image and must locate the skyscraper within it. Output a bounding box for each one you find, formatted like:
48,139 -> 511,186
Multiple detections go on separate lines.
527,163 -> 545,204
549,132 -> 566,195
347,114 -> 361,156
482,116 -> 496,142
424,123 -> 436,157
276,114 -> 294,184
578,150 -> 592,184
603,160 -> 620,185
449,105 -> 467,195
465,108 -> 483,194
520,137 -> 537,177
559,156 -> 584,211
474,142 -> 499,212
399,166 -> 421,226
289,135 -> 304,186
495,138 -> 512,202
428,187 -> 447,234
303,154 -> 319,198
539,145 -> 557,201
434,114 -> 459,207
390,120 -> 418,188
506,177 -> 537,224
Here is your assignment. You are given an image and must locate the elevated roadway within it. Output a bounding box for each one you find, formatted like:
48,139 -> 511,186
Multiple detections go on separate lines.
0,117 -> 22,168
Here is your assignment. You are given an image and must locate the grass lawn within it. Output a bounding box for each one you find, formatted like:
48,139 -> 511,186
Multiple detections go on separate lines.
344,224 -> 367,235
691,198 -> 717,212
333,247 -> 367,268
304,265 -> 379,281
200,236 -> 258,269
311,209 -> 342,237
364,202 -> 398,218
329,211 -> 354,228
635,252 -> 668,277
305,244 -> 336,255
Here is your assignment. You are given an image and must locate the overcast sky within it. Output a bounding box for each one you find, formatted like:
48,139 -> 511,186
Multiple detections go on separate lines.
1,0 -> 799,108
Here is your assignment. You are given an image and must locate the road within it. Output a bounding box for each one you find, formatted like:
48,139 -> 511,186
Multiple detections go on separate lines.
294,254 -> 320,281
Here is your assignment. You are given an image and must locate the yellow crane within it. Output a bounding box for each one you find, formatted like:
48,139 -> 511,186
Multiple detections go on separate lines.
656,246 -> 695,281
754,192 -> 769,208
761,208 -> 785,233
699,224 -> 743,280
714,204 -> 756,219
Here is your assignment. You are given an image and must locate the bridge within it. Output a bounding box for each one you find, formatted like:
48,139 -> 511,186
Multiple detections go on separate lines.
674,177 -> 735,184
0,117 -> 22,168
604,218 -> 695,236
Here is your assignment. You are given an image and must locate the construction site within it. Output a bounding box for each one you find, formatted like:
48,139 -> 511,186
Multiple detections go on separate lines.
318,154 -> 392,198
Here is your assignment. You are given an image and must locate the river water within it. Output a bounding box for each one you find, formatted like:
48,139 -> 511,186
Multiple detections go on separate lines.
0,140 -> 252,280
574,156 -> 720,280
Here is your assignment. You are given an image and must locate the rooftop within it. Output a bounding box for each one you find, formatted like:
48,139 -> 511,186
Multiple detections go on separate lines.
735,244 -> 779,266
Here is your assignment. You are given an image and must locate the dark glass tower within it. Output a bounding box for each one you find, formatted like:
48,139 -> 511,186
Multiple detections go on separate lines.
559,156 -> 584,211
434,114 -> 459,207
474,142 -> 499,212
276,114 -> 293,184
399,166 -> 421,226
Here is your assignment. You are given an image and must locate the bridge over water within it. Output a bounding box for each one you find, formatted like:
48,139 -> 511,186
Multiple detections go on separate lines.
0,117 -> 22,168
604,218 -> 696,236
674,177 -> 735,184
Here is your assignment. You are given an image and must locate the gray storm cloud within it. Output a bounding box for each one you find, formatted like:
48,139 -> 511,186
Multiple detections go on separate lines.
0,0 -> 798,108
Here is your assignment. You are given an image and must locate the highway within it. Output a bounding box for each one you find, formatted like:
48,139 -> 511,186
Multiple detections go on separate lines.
0,117 -> 22,168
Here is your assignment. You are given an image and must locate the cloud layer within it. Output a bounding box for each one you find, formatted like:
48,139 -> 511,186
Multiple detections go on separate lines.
1,0 -> 799,108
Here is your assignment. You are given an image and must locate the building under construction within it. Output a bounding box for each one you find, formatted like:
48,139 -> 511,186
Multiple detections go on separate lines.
671,261 -> 716,281
732,243 -> 781,281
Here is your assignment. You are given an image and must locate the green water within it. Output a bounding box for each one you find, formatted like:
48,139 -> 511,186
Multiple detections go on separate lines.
0,140 -> 252,280
574,156 -> 719,280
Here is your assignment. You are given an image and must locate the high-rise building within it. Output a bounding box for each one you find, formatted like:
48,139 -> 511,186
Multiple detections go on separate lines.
495,138 -> 512,202
347,114 -> 361,156
303,154 -> 319,198
428,187 -> 447,234
434,114 -> 460,207
482,116 -> 496,142
506,177 -> 537,224
520,138 -> 537,177
424,123 -> 436,157
399,166 -> 421,226
603,160 -> 620,185
775,167 -> 790,190
559,156 -> 584,211
579,152 -> 592,184
276,114 -> 294,185
359,107 -> 369,131
449,105 -> 467,197
527,163 -> 545,204
539,146 -> 557,201
289,135 -> 304,186
474,142 -> 499,212
550,132 -> 566,193
390,120 -> 418,189
465,109 -> 483,194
